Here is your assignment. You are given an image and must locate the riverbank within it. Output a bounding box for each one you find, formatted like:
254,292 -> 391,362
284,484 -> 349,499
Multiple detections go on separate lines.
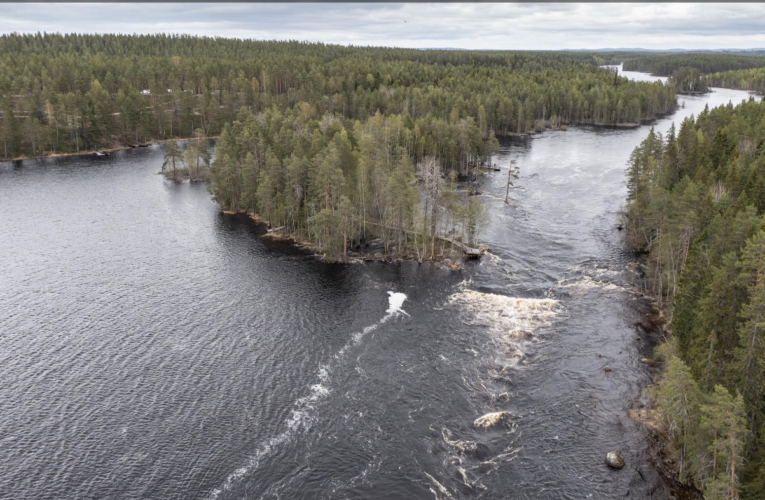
625,293 -> 704,500
2,135 -> 219,163
223,210 -> 477,270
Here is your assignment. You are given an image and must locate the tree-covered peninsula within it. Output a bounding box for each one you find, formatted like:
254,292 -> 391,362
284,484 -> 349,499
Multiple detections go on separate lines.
621,52 -> 765,96
707,68 -> 765,96
0,33 -> 677,161
623,53 -> 765,77
622,97 -> 765,498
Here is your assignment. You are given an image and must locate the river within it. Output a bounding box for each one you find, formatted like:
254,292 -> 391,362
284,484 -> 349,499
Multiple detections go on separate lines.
0,67 -> 755,500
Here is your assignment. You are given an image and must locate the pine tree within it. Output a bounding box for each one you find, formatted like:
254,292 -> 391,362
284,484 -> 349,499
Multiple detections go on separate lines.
161,141 -> 185,182
659,355 -> 703,480
700,386 -> 748,500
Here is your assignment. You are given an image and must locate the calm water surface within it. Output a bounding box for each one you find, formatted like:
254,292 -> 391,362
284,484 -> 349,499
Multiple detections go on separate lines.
0,69 -> 755,500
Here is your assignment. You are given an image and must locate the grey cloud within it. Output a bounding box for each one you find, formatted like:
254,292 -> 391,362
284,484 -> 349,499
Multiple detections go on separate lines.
0,3 -> 764,50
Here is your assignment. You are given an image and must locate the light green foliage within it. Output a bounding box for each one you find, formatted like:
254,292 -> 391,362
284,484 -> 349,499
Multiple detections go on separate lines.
708,68 -> 765,95
658,354 -> 702,481
699,386 -> 748,499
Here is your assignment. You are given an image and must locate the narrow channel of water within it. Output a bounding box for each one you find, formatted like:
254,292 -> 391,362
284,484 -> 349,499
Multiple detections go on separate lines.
0,67 -> 755,499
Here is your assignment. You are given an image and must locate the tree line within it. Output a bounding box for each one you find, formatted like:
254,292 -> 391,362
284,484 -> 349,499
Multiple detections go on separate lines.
707,68 -> 765,95
623,53 -> 765,77
1,33 -> 677,160
621,97 -> 765,498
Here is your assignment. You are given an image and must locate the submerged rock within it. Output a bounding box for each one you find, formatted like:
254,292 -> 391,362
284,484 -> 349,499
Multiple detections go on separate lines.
604,367 -> 612,372
474,411 -> 511,430
605,451 -> 625,469
442,428 -> 490,459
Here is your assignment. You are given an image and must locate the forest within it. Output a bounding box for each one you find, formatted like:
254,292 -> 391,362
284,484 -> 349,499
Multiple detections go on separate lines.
707,68 -> 765,96
621,97 -> 765,498
622,53 -> 765,77
668,66 -> 709,94
0,33 -> 677,161
208,106 -> 497,262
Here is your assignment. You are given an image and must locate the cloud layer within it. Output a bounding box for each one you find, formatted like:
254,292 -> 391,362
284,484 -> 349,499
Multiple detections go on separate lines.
2,3 -> 764,51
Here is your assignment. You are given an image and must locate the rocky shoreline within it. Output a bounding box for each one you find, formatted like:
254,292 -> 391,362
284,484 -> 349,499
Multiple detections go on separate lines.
625,263 -> 704,500
226,210 -> 478,270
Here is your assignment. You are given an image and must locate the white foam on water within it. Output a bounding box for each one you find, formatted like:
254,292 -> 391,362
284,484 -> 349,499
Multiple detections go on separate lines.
447,290 -> 559,341
207,291 -> 407,500
557,275 -> 626,294
425,472 -> 453,499
555,263 -> 627,295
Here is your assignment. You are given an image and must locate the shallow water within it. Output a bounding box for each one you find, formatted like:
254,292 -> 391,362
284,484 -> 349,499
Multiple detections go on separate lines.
0,69 -> 755,499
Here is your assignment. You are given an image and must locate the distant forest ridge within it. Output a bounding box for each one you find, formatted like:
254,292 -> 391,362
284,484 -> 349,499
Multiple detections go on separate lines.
622,53 -> 765,77
0,33 -> 677,161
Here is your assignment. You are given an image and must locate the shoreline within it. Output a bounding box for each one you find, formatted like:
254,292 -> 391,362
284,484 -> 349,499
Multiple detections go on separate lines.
625,265 -> 704,500
224,210 -> 473,270
495,117 -> 668,138
2,135 -> 219,163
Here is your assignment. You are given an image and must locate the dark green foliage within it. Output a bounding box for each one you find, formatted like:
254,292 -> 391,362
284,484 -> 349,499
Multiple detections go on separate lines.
620,52 -> 765,95
623,53 -> 765,77
625,96 -> 765,498
669,67 -> 710,94
207,107 -> 491,262
0,32 -> 677,160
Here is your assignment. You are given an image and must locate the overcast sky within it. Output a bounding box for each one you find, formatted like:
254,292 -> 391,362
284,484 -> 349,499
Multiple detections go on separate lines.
2,3 -> 764,51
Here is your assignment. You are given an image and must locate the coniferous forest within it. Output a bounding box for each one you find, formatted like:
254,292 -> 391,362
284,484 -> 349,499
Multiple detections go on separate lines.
622,53 -> 765,77
622,97 -> 765,498
0,33 -> 682,261
0,33 -> 677,162
707,68 -> 765,95
621,52 -> 765,97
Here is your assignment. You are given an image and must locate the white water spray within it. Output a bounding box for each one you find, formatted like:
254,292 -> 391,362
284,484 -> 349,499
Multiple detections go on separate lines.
207,291 -> 408,500
387,291 -> 409,316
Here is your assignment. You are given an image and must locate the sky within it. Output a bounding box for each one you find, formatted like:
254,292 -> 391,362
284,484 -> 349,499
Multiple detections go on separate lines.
1,3 -> 765,51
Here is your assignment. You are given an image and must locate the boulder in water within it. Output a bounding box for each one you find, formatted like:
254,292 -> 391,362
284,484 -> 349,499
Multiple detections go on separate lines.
474,411 -> 510,429
605,451 -> 625,469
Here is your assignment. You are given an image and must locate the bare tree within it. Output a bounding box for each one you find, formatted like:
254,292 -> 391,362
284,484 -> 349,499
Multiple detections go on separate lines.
417,156 -> 445,258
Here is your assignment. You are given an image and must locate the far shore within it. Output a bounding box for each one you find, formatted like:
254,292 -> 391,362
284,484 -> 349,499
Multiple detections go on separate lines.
2,135 -> 219,163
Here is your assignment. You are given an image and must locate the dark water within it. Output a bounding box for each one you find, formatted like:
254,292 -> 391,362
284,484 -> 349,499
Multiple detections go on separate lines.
0,70 -> 755,500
